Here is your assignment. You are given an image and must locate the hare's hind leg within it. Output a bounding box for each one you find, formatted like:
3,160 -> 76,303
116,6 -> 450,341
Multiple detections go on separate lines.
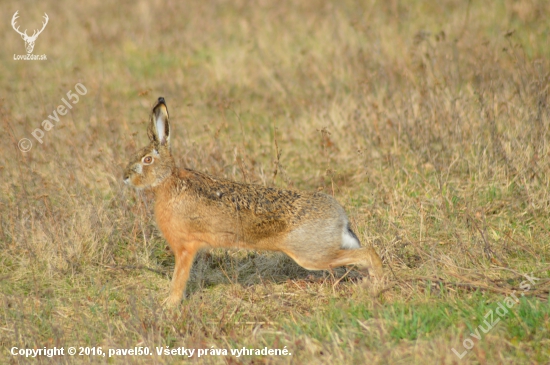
284,218 -> 383,277
329,247 -> 384,277
284,246 -> 383,277
164,242 -> 200,307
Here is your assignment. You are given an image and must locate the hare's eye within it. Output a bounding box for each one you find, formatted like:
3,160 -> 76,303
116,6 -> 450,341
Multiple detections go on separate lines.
143,156 -> 153,164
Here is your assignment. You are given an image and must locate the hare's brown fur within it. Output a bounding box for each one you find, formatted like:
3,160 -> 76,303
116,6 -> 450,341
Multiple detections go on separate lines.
124,97 -> 383,306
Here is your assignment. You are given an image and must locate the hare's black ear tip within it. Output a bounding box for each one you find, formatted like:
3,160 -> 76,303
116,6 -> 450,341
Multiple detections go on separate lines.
158,97 -> 166,105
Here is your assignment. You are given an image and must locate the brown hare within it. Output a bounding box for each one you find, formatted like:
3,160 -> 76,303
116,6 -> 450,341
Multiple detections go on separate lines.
124,97 -> 383,306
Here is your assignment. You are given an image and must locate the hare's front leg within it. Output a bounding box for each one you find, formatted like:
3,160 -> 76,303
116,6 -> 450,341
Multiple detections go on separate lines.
164,242 -> 199,307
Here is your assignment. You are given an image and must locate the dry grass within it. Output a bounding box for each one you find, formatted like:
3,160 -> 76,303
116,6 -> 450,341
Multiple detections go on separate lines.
2,0 -> 550,363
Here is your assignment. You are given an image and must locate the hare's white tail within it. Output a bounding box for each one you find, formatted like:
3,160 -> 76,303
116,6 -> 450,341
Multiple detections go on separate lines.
341,222 -> 361,249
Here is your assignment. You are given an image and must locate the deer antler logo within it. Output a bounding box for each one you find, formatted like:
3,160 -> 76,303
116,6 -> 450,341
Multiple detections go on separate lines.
11,11 -> 49,54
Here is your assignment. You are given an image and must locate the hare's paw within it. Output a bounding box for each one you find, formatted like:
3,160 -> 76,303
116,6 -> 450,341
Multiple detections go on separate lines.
368,260 -> 384,278
162,294 -> 182,308
363,247 -> 384,278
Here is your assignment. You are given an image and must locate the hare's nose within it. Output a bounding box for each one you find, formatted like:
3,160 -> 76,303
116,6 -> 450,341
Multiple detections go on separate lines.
123,173 -> 130,184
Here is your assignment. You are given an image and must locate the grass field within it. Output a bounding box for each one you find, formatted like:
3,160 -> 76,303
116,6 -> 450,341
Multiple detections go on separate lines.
2,0 -> 550,363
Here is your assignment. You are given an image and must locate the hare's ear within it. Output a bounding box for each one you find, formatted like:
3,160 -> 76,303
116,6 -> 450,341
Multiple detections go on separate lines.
147,97 -> 170,146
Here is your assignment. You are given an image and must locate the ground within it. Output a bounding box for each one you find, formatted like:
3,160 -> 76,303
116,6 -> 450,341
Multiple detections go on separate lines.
1,0 -> 550,364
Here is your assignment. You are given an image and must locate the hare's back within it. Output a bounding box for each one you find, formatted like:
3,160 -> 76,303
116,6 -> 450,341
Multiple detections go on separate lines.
180,169 -> 344,226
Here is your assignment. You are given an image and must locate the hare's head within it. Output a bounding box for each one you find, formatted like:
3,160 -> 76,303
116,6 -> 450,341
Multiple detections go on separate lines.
124,97 -> 175,188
